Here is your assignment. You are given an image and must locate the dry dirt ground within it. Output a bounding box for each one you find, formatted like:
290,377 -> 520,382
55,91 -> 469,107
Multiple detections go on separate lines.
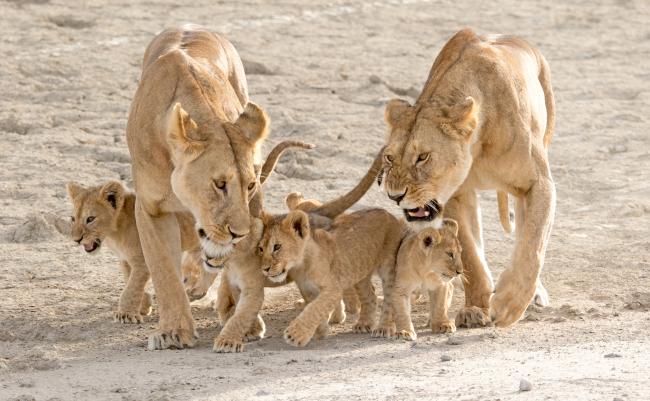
1,0 -> 650,400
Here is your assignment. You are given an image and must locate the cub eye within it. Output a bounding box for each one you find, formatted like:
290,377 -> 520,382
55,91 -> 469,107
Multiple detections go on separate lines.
258,246 -> 263,254
446,251 -> 454,259
273,244 -> 281,252
417,153 -> 429,163
86,216 -> 95,224
70,216 -> 75,223
384,154 -> 394,164
213,180 -> 227,192
248,181 -> 256,191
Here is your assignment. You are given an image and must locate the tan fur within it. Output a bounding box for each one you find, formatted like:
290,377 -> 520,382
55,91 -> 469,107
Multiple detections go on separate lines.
125,25 -> 270,349
259,208 -> 408,347
380,29 -> 556,327
383,220 -> 463,341
66,181 -> 200,324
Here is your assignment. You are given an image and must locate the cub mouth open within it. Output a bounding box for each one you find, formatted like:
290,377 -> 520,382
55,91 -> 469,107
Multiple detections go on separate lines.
202,256 -> 225,273
83,240 -> 101,253
403,200 -> 441,222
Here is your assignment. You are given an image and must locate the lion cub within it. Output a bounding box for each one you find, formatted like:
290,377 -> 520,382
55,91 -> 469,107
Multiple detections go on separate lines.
388,220 -> 464,341
67,181 -> 200,323
259,208 -> 408,347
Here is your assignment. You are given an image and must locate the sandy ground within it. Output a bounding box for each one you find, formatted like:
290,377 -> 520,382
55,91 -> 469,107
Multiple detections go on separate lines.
1,0 -> 650,400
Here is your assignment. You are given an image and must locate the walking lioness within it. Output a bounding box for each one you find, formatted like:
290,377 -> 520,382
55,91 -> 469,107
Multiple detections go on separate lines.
380,29 -> 556,327
126,25 -> 269,349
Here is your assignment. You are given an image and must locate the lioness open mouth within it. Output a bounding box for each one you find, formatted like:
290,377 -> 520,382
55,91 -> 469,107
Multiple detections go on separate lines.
83,240 -> 101,253
403,200 -> 441,222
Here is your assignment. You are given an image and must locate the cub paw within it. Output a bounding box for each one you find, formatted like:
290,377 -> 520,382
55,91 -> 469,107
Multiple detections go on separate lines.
371,325 -> 395,338
213,336 -> 244,353
455,306 -> 491,329
114,311 -> 143,324
353,320 -> 375,333
430,319 -> 456,334
140,293 -> 153,316
284,323 -> 313,347
243,315 -> 266,342
329,301 -> 347,324
395,330 -> 417,341
147,328 -> 197,350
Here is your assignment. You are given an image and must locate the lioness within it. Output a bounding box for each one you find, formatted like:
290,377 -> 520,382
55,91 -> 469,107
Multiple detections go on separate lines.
259,206 -> 408,347
66,181 -> 199,323
126,25 -> 270,349
387,221 -> 464,341
380,29 -> 556,327
212,149 -> 385,352
182,140 -> 314,301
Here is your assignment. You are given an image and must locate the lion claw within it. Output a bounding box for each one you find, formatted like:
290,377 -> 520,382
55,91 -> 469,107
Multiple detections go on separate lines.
455,306 -> 491,328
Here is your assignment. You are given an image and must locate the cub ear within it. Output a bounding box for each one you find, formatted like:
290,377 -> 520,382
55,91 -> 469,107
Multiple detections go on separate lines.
67,182 -> 85,200
234,102 -> 269,146
283,210 -> 310,239
99,181 -> 125,211
384,99 -> 413,129
417,228 -> 441,251
168,103 -> 205,156
442,218 -> 459,237
443,96 -> 478,136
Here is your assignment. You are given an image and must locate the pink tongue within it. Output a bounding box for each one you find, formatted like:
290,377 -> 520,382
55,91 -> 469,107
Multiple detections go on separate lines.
412,207 -> 428,217
84,243 -> 95,251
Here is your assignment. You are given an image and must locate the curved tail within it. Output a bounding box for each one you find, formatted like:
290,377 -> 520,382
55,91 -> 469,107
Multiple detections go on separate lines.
259,140 -> 314,184
312,147 -> 385,219
497,191 -> 514,234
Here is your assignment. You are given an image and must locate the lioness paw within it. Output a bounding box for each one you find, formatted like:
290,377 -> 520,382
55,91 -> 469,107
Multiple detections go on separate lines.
430,319 -> 456,334
114,311 -> 143,324
213,336 -> 244,353
455,306 -> 491,328
284,324 -> 313,347
395,330 -> 417,341
147,328 -> 197,350
490,291 -> 528,327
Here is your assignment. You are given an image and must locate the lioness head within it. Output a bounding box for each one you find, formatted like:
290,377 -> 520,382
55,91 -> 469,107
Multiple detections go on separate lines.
380,97 -> 478,226
411,219 -> 463,281
167,102 -> 268,259
66,181 -> 127,255
258,210 -> 310,283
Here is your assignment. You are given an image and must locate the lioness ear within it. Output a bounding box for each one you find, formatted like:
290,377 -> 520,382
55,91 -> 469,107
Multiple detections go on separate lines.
99,181 -> 125,211
384,99 -> 413,129
67,182 -> 84,200
234,102 -> 269,146
283,210 -> 310,239
442,218 -> 459,237
443,97 -> 478,136
417,228 -> 441,251
168,103 -> 204,156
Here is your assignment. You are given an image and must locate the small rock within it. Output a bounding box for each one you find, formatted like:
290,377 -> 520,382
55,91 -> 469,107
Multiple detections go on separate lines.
256,390 -> 270,396
551,316 -> 567,323
447,337 -> 463,345
519,378 -> 533,392
368,74 -> 383,84
242,59 -> 274,75
604,353 -> 622,358
608,144 -> 627,154
440,354 -> 451,362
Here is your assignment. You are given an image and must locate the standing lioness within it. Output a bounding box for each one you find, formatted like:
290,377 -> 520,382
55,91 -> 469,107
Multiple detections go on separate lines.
380,29 -> 556,327
126,25 -> 268,349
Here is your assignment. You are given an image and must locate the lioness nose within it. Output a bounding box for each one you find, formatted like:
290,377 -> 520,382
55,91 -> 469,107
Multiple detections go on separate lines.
228,226 -> 246,239
263,266 -> 271,273
388,190 -> 407,205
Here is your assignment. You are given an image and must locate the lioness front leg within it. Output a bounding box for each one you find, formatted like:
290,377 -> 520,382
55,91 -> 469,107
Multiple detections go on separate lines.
135,203 -> 196,350
115,260 -> 151,324
491,177 -> 555,326
284,289 -> 340,347
213,284 -> 265,353
428,281 -> 455,334
445,192 -> 493,328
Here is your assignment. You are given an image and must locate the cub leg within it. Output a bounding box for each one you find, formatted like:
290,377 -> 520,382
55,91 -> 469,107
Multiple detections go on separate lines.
284,288 -> 340,347
373,264 -> 396,338
114,259 -> 151,324
392,283 -> 416,341
353,276 -> 378,333
216,272 -> 236,326
427,280 -> 455,334
342,287 -> 361,315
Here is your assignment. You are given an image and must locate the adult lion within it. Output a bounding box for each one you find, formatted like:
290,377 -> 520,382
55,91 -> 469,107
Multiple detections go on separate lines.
126,25 -> 268,349
380,29 -> 556,327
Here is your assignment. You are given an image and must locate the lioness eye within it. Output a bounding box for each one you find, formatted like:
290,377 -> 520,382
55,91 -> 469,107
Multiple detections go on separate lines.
248,181 -> 256,191
213,180 -> 227,192
70,216 -> 75,222
447,251 -> 454,259
86,216 -> 95,224
417,153 -> 429,163
273,244 -> 281,252
384,154 -> 394,164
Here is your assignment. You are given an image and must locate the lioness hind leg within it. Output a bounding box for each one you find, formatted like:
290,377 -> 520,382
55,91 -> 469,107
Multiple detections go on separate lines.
533,279 -> 550,307
445,192 -> 493,329
353,276 -> 378,333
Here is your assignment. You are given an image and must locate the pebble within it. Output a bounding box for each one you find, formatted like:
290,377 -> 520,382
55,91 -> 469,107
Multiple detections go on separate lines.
440,354 -> 452,362
519,378 -> 533,392
604,353 -> 622,358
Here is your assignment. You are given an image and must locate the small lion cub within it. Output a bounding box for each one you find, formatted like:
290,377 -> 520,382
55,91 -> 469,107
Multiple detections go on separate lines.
66,180 -> 199,323
390,219 -> 464,341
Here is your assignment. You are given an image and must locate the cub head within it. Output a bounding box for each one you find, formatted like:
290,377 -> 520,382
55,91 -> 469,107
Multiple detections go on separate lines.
258,210 -> 310,283
380,97 -> 478,227
167,102 -> 268,259
412,219 -> 463,281
66,181 -> 127,255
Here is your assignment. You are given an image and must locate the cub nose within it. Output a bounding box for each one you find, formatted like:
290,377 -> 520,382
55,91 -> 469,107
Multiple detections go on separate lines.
197,228 -> 207,239
456,268 -> 463,275
74,236 -> 83,244
388,190 -> 407,205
